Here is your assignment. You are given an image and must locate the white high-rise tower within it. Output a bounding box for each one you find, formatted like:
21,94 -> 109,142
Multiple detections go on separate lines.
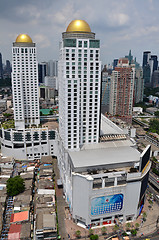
58,20 -> 101,150
12,34 -> 40,130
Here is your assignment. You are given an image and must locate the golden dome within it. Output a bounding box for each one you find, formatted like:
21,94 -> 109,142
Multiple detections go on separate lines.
66,20 -> 91,33
15,34 -> 33,43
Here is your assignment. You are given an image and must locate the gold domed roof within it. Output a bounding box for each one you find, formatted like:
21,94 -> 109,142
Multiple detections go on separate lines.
66,20 -> 91,33
15,34 -> 33,43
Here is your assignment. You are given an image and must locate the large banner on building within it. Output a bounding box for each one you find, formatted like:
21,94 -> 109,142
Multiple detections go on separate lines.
91,194 -> 123,216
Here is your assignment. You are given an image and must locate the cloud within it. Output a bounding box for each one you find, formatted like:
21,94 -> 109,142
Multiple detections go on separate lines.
33,34 -> 51,48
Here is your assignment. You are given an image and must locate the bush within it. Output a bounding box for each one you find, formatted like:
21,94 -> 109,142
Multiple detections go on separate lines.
126,222 -> 131,230
89,229 -> 94,236
75,230 -> 81,238
131,229 -> 137,236
135,222 -> 140,230
90,234 -> 98,240
7,176 -> 25,196
101,226 -> 107,235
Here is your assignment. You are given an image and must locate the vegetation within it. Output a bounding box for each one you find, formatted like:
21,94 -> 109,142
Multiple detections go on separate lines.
7,176 -> 25,196
75,230 -> 81,238
89,229 -> 94,236
126,222 -> 131,230
101,226 -> 107,235
2,119 -> 14,129
149,119 -> 159,134
134,102 -> 147,112
90,234 -> 98,240
0,78 -> 11,87
144,87 -> 159,97
154,111 -> 159,117
142,212 -> 147,221
135,222 -> 140,230
152,168 -> 159,176
131,229 -> 137,236
113,224 -> 119,232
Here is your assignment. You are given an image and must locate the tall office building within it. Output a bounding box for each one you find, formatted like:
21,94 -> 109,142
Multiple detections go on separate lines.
38,62 -> 48,83
58,20 -> 101,150
0,53 -> 3,79
109,58 -> 135,123
142,51 -> 158,87
12,34 -> 40,129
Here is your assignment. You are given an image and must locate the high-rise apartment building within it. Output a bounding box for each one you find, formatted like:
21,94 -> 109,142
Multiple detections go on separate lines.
58,20 -> 101,150
134,67 -> 144,103
109,58 -> 135,123
12,34 -> 40,129
0,53 -> 3,79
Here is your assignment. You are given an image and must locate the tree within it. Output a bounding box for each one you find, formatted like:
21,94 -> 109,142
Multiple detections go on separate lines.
7,176 -> 25,196
101,226 -> 107,235
75,230 -> 81,238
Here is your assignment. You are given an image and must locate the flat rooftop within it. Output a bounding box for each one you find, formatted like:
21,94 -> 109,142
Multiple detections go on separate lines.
69,144 -> 140,170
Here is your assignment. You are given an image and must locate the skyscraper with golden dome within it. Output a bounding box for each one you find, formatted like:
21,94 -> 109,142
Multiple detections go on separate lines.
58,20 -> 101,150
12,34 -> 40,129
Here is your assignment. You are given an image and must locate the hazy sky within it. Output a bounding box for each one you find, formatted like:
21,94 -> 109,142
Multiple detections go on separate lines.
1,0 -> 159,65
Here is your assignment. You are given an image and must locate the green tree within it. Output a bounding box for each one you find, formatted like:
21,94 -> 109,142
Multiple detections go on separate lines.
75,230 -> 81,238
7,176 -> 25,196
101,226 -> 107,235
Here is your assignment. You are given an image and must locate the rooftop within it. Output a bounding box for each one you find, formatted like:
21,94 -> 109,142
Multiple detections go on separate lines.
69,144 -> 140,171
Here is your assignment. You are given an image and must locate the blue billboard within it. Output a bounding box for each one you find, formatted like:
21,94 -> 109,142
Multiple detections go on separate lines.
91,194 -> 123,216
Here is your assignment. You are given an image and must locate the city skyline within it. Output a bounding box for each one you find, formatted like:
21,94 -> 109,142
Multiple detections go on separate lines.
1,0 -> 159,65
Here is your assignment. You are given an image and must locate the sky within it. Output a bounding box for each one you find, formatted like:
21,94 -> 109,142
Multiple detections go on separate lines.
1,0 -> 159,65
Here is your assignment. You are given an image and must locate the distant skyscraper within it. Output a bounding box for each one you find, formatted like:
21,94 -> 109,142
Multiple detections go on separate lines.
48,60 -> 58,77
38,62 -> 48,83
101,66 -> 111,112
125,50 -> 133,65
113,59 -> 118,70
152,70 -> 159,88
12,34 -> 40,129
134,68 -> 144,103
0,53 -> 3,79
142,51 -> 151,68
142,51 -> 158,87
58,20 -> 101,150
109,58 -> 135,123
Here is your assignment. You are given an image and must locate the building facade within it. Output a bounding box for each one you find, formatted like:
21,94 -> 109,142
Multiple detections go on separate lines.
58,20 -> 101,150
109,58 -> 135,123
57,20 -> 150,227
12,34 -> 40,129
